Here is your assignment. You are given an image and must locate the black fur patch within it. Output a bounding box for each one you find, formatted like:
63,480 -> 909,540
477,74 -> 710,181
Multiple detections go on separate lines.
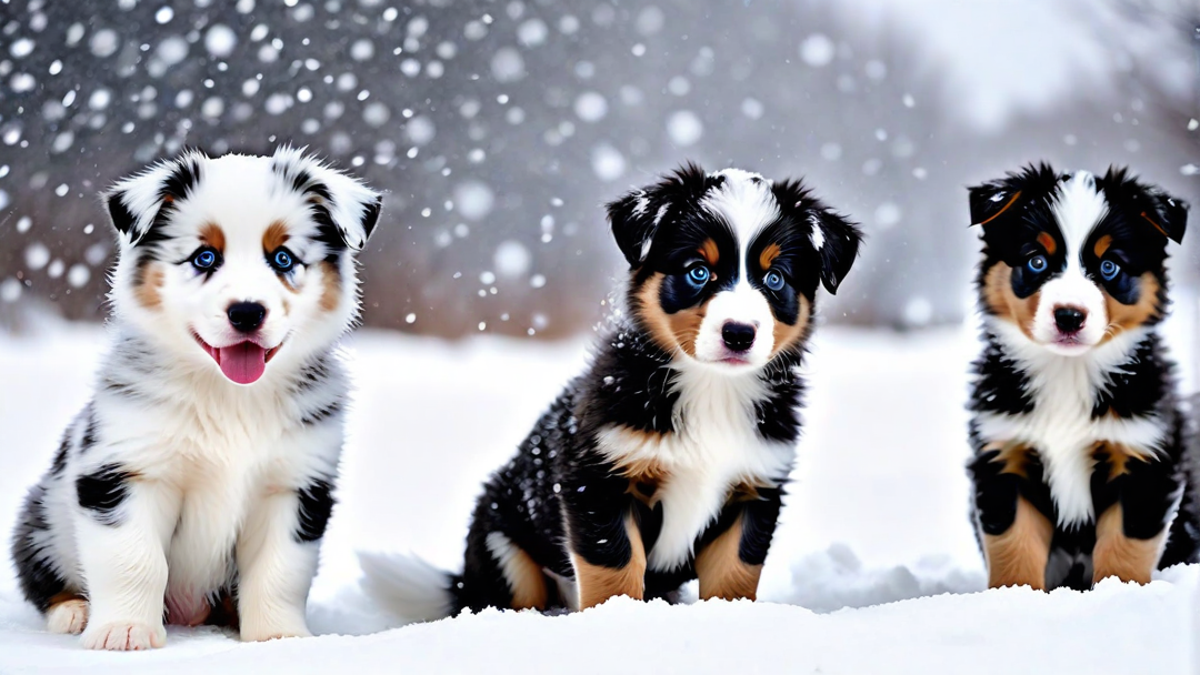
1091,335 -> 1169,419
295,478 -> 335,543
49,433 -> 72,476
10,485 -> 70,612
970,338 -> 1035,416
79,408 -> 99,454
361,196 -> 383,241
106,191 -> 139,236
300,401 -> 343,426
738,486 -> 784,566
76,464 -> 134,525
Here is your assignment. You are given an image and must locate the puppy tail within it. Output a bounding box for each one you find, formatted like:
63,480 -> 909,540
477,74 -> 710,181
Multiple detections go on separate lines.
357,551 -> 459,625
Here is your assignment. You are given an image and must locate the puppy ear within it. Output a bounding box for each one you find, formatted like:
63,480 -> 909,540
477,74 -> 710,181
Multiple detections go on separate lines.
1147,190 -> 1188,244
606,189 -> 659,268
607,162 -> 709,268
272,146 -> 382,252
810,208 -> 863,294
968,181 -> 1023,228
104,150 -> 206,245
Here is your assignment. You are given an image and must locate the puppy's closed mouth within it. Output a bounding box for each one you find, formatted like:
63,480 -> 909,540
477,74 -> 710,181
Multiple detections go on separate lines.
193,333 -> 282,385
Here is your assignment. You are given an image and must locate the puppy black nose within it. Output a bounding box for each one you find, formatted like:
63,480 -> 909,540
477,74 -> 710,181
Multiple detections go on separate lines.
227,302 -> 267,333
1054,306 -> 1086,334
721,322 -> 756,352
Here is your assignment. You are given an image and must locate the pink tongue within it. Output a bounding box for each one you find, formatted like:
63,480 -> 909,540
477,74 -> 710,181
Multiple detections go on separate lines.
217,342 -> 267,385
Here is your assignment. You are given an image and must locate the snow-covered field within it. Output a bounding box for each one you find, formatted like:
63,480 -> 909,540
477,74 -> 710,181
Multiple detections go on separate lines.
1,320 -> 1198,673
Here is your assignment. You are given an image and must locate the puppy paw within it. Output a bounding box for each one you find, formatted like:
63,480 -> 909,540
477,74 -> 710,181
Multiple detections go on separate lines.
46,598 -> 89,635
81,621 -> 166,650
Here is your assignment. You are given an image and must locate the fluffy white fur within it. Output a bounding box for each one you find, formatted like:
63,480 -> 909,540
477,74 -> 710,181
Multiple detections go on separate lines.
19,147 -> 379,650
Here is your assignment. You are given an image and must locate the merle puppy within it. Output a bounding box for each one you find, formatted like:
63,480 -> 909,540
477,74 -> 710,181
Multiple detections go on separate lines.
11,147 -> 381,649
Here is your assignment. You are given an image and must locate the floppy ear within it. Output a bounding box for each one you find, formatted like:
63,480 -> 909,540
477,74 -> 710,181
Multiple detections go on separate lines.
104,150 -> 207,246
968,181 -> 1023,228
810,208 -> 863,294
606,188 -> 660,268
1146,190 -> 1188,244
607,162 -> 710,268
272,146 -> 382,252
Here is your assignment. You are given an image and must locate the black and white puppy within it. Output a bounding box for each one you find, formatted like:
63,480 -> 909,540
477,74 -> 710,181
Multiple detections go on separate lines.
10,147 -> 381,649
362,164 -> 861,619
966,163 -> 1199,591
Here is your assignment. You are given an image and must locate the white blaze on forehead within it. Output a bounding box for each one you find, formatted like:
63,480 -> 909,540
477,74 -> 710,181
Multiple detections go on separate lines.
1029,169 -> 1111,350
1052,170 -> 1108,257
700,169 -> 779,246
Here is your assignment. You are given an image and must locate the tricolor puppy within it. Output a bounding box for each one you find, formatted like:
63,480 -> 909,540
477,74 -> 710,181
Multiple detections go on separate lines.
362,164 -> 861,618
10,147 -> 381,649
966,163 -> 1199,591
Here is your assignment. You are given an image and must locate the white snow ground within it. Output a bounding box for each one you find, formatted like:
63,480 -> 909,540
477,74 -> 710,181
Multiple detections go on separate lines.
1,320 -> 1198,673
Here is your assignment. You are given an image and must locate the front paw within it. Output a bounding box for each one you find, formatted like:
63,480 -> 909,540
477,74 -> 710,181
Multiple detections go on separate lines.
81,621 -> 166,650
46,598 -> 89,635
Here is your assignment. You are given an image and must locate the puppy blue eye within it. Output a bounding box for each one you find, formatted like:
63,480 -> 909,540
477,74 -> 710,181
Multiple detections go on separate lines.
271,249 -> 294,272
191,249 -> 218,270
686,265 -> 710,286
1026,255 -> 1048,274
763,269 -> 785,291
1099,259 -> 1120,281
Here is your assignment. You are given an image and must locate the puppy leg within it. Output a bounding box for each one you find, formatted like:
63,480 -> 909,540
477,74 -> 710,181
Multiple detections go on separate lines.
236,478 -> 331,642
695,487 -> 782,601
982,496 -> 1053,590
562,466 -> 644,609
459,498 -> 549,612
75,470 -> 180,651
970,446 -> 1053,590
1093,456 -> 1176,585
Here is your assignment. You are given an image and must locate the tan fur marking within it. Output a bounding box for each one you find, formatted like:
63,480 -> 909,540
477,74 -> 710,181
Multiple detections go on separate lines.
502,542 -> 549,610
262,220 -> 290,253
573,514 -> 646,609
987,441 -> 1035,479
978,190 -> 1022,226
695,515 -> 762,601
318,261 -> 341,311
135,264 -> 165,310
634,273 -> 710,357
1093,441 -> 1153,482
771,294 -> 810,358
199,222 -> 226,253
1093,234 -> 1112,259
1092,505 -> 1163,585
983,496 -> 1053,590
699,238 -> 720,266
758,242 -> 782,271
1037,231 -> 1057,256
1101,273 -> 1160,345
983,263 -> 1038,340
